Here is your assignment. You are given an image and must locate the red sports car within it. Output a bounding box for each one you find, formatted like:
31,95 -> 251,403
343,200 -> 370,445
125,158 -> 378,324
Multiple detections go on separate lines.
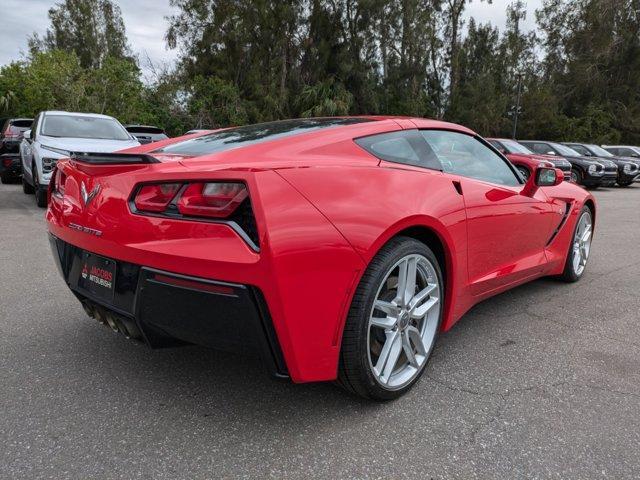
46,117 -> 596,400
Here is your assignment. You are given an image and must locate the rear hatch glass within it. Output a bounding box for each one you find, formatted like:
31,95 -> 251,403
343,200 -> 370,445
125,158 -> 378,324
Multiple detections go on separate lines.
154,118 -> 374,157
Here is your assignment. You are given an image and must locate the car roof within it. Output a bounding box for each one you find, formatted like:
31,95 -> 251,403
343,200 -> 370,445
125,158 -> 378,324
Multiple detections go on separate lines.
125,116 -> 479,168
152,117 -> 477,156
42,110 -> 116,120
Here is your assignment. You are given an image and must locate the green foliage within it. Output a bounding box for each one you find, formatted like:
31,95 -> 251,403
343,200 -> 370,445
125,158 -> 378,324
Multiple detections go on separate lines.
31,0 -> 131,69
188,75 -> 250,127
297,79 -> 353,117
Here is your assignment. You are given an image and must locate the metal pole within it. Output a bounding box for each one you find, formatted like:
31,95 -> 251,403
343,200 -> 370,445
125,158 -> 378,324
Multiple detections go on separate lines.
512,73 -> 523,139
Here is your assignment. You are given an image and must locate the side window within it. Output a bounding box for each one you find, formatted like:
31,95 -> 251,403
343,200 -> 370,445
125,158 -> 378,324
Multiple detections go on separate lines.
527,143 -> 551,155
618,148 -> 638,157
421,130 -> 520,186
355,130 -> 442,171
570,145 -> 589,156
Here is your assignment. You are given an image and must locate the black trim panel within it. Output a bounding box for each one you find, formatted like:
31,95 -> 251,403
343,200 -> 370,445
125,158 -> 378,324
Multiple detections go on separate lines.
48,235 -> 288,378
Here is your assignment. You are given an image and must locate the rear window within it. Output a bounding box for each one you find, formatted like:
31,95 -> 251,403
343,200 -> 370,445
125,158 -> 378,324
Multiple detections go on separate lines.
42,115 -> 130,140
10,119 -> 32,129
155,118 -> 374,156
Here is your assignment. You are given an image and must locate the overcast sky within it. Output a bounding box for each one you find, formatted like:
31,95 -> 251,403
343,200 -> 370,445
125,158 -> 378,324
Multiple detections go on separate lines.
0,0 -> 541,74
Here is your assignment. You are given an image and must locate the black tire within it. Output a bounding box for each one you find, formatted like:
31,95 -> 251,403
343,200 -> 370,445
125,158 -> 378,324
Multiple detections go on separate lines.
570,168 -> 582,184
33,166 -> 47,208
617,181 -> 633,187
22,174 -> 34,194
337,236 -> 444,401
1,173 -> 11,184
516,166 -> 530,181
559,205 -> 592,283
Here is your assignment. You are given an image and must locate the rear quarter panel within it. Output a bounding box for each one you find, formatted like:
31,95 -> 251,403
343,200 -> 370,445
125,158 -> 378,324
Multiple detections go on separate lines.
277,164 -> 469,333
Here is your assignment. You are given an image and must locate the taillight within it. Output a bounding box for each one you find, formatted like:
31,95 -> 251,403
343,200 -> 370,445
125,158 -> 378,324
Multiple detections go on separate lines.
177,182 -> 248,218
2,158 -> 12,167
55,169 -> 66,195
134,183 -> 181,212
132,181 -> 258,248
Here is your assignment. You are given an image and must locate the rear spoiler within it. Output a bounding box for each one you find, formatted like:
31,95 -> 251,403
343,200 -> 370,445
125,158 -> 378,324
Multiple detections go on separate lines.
69,152 -> 160,165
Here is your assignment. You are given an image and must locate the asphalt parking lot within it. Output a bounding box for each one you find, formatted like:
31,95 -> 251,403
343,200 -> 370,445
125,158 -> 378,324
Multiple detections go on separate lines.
1,182 -> 639,479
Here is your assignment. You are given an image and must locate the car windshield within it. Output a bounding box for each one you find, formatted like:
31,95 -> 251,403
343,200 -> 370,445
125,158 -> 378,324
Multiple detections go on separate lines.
501,139 -> 533,154
553,143 -> 581,156
41,115 -> 131,140
586,144 -> 613,157
156,118 -> 373,156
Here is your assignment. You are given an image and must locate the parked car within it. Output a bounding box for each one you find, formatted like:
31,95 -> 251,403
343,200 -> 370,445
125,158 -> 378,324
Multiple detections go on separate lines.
563,142 -> 640,187
0,118 -> 33,153
486,137 -> 572,181
20,111 -> 140,207
47,117 -> 596,400
519,140 -> 615,187
0,153 -> 22,183
124,125 -> 169,144
601,145 -> 640,159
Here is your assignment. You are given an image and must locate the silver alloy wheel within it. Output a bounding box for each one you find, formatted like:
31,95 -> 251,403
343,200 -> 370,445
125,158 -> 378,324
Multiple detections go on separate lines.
572,211 -> 593,276
367,254 -> 441,390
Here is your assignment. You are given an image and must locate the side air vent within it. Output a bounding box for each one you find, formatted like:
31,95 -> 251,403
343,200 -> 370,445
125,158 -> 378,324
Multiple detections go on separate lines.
546,202 -> 573,246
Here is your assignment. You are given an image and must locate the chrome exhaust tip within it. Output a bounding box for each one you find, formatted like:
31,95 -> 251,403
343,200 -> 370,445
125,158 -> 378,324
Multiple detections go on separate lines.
93,308 -> 108,326
105,313 -> 119,332
82,302 -> 95,318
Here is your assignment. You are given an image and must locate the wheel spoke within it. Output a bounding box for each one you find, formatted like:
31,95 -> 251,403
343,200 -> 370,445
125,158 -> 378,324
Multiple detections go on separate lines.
402,331 -> 419,367
375,330 -> 402,383
581,226 -> 591,243
394,259 -> 408,306
373,299 -> 396,315
409,283 -> 437,310
407,326 -> 427,356
403,257 -> 418,306
411,296 -> 439,319
370,315 -> 396,330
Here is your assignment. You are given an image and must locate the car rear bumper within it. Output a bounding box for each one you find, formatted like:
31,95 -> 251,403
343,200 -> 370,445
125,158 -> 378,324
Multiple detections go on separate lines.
48,234 -> 288,378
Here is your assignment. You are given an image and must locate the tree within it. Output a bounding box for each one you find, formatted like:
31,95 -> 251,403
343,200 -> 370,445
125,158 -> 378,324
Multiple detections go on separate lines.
31,0 -> 131,69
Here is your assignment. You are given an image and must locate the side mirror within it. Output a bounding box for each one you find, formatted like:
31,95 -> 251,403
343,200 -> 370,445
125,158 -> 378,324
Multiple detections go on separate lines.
536,167 -> 564,186
546,150 -> 556,155
522,165 -> 563,196
23,129 -> 31,141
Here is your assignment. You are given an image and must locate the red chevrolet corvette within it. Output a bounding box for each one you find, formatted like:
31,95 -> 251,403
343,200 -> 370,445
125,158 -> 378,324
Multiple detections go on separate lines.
46,117 -> 596,400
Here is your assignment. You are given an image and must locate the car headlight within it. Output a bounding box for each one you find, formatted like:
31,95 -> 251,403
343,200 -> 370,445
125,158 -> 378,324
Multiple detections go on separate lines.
588,164 -> 597,174
41,145 -> 70,156
623,163 -> 636,174
42,157 -> 58,173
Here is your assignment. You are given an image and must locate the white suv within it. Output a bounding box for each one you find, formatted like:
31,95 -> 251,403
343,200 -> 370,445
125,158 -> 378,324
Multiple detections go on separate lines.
20,111 -> 140,207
